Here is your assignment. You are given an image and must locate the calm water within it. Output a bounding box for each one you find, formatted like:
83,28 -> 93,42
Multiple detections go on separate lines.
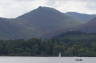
0,57 -> 95,63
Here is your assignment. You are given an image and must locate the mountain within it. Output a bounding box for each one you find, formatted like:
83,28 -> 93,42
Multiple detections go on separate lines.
0,7 -> 81,39
0,18 -> 24,39
14,7 -> 81,38
78,17 -> 96,33
66,12 -> 96,23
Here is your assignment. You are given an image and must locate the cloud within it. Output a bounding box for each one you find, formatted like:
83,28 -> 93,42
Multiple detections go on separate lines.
0,0 -> 47,18
15,0 -> 35,2
0,0 -> 96,18
85,0 -> 96,10
46,0 -> 96,14
15,0 -> 33,1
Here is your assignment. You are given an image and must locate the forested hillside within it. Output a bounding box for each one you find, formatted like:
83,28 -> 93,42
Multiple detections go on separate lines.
0,32 -> 96,56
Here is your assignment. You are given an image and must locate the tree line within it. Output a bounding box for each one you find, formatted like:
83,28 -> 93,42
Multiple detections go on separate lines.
0,32 -> 96,56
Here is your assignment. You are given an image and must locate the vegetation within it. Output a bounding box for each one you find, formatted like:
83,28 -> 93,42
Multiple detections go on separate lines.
0,32 -> 96,56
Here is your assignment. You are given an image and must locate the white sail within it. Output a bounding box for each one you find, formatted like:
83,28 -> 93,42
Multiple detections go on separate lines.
59,52 -> 61,57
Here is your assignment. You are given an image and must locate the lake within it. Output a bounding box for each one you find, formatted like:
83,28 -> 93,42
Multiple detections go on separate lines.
0,57 -> 95,63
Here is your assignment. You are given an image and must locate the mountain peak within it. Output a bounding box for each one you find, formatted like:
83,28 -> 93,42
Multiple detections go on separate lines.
38,6 -> 48,9
36,6 -> 60,13
37,6 -> 55,10
17,6 -> 62,19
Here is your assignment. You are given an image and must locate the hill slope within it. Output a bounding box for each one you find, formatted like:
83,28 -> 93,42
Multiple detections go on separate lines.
78,17 -> 96,33
14,7 -> 81,38
66,12 -> 96,23
0,7 -> 82,39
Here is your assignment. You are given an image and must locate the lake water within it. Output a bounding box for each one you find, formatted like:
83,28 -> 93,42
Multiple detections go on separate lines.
0,57 -> 95,63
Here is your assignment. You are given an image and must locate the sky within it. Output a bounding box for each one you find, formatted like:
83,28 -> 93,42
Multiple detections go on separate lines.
0,0 -> 96,18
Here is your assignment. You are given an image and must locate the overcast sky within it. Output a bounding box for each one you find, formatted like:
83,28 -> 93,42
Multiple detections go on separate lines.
0,0 -> 96,18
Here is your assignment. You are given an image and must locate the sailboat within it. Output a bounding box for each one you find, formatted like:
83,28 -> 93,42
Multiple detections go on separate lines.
76,57 -> 83,61
75,57 -> 83,61
75,52 -> 83,61
73,48 -> 83,61
58,52 -> 62,63
58,52 -> 62,57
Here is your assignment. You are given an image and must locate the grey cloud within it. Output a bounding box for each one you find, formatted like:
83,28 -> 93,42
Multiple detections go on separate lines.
47,0 -> 96,10
81,0 -> 96,10
15,0 -> 34,1
46,0 -> 68,7
0,0 -> 96,18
